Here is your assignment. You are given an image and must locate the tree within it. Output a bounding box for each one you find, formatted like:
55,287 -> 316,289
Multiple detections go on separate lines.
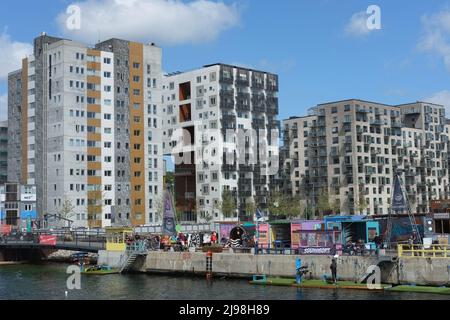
268,191 -> 287,218
316,188 -> 332,218
354,192 -> 368,215
218,190 -> 237,218
165,171 -> 175,190
268,191 -> 304,219
286,195 -> 305,219
244,199 -> 257,220
330,199 -> 341,215
59,197 -> 75,228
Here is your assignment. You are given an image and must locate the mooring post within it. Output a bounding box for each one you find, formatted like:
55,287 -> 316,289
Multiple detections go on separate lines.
206,251 -> 213,280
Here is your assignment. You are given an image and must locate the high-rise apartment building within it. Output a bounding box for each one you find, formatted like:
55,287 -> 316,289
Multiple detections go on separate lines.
282,99 -> 449,216
7,34 -> 164,228
162,64 -> 280,223
0,121 -> 7,184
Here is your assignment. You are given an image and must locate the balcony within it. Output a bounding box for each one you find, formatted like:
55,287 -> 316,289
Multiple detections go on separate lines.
238,190 -> 252,197
254,177 -> 267,185
356,107 -> 369,113
220,70 -> 234,84
239,164 -> 253,172
222,164 -> 237,171
370,119 -> 383,126
256,189 -> 269,197
370,149 -> 381,155
391,121 -> 403,128
266,76 -> 279,92
251,75 -> 265,89
238,178 -> 252,187
268,120 -> 281,130
236,103 -> 251,112
221,114 -> 237,123
236,72 -> 250,86
252,119 -> 266,129
220,91 -> 234,109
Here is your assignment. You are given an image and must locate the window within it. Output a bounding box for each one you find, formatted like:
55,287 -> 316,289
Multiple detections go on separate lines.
103,72 -> 111,78
133,62 -> 140,69
103,57 -> 111,64
133,76 -> 140,82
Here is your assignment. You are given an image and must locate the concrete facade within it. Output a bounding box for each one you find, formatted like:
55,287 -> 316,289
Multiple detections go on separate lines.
0,121 -> 8,184
8,34 -> 164,228
281,99 -> 449,216
97,250 -> 450,286
162,64 -> 280,223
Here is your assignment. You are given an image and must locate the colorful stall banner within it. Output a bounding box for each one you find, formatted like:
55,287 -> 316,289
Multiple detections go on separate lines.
39,235 -> 57,246
0,224 -> 12,235
291,223 -> 302,249
258,223 -> 270,248
162,187 -> 177,237
299,247 -> 334,255
219,224 -> 235,241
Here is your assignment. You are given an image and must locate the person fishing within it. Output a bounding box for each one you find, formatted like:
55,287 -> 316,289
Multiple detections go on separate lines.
330,257 -> 338,285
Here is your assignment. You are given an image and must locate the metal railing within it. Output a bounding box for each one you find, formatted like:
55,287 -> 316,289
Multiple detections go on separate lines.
127,240 -> 148,253
0,229 -> 106,251
398,244 -> 450,259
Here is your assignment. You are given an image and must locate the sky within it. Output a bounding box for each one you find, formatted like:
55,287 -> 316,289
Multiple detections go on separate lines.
0,0 -> 449,122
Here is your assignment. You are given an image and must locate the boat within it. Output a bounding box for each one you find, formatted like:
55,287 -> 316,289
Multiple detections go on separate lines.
81,265 -> 119,275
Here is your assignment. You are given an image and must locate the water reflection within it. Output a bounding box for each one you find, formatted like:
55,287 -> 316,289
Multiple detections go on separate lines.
0,264 -> 448,301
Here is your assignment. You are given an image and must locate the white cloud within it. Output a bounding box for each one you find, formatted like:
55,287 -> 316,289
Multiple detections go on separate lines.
0,94 -> 7,121
425,90 -> 450,116
0,30 -> 33,80
57,0 -> 240,45
344,11 -> 371,38
418,9 -> 450,71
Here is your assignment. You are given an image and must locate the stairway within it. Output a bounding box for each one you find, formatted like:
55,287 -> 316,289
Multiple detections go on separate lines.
120,252 -> 139,273
119,240 -> 148,274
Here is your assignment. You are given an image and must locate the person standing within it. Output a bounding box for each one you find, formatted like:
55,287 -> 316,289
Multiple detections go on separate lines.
330,258 -> 338,285
211,232 -> 217,245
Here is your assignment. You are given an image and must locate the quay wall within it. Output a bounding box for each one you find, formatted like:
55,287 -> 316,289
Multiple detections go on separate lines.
98,251 -> 450,286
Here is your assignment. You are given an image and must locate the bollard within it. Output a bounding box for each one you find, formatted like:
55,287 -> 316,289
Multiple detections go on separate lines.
206,251 -> 213,280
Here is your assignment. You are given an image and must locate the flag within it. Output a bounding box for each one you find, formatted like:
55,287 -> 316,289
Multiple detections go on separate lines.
392,175 -> 406,212
162,187 -> 177,237
256,208 -> 263,220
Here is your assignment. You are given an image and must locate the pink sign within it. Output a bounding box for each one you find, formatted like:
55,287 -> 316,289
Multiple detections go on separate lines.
219,224 -> 235,241
258,223 -> 270,248
0,225 -> 12,235
291,224 -> 302,249
39,235 -> 57,246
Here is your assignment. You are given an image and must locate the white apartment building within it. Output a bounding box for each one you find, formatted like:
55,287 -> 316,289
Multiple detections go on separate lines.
162,64 -> 280,223
8,34 -> 164,228
282,99 -> 449,216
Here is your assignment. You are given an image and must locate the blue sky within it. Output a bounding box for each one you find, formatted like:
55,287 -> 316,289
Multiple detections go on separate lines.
0,0 -> 449,121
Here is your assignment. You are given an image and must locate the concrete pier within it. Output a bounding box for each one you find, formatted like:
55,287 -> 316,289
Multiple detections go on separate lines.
98,250 -> 450,286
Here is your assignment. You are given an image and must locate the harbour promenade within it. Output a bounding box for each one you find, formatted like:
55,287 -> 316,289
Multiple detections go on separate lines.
98,249 -> 450,287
